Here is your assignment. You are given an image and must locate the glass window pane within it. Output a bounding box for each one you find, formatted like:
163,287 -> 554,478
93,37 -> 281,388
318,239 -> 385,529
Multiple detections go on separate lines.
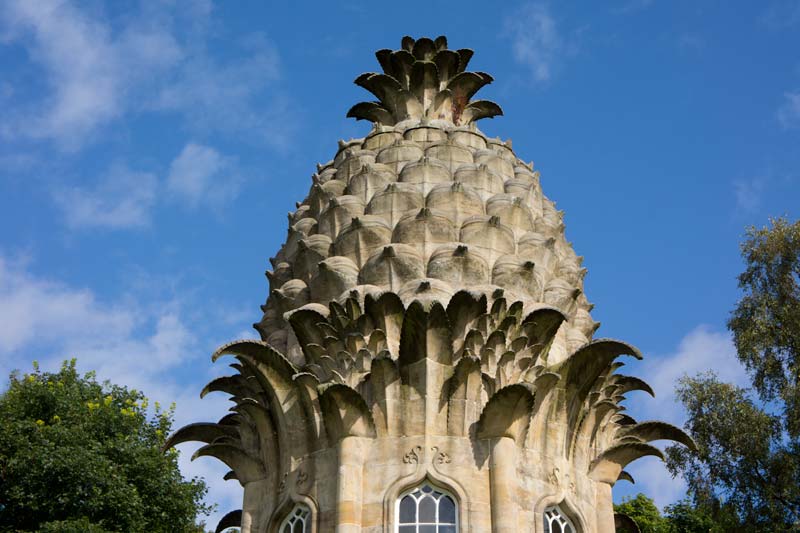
281,504 -> 310,533
419,496 -> 436,523
400,495 -> 416,523
398,483 -> 459,532
439,496 -> 456,523
543,506 -> 575,533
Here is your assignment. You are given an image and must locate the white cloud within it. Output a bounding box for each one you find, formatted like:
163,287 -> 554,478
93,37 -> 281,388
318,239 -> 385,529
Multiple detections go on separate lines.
759,2 -> 800,30
505,3 -> 562,83
0,255 -> 134,359
167,142 -> 239,208
0,1 -> 286,150
0,254 -> 204,391
777,91 -> 800,129
635,325 -> 747,427
621,325 -> 748,508
734,175 -> 766,214
0,0 -> 181,149
0,255 -> 246,528
54,164 -> 158,229
676,32 -> 705,53
150,33 -> 285,146
615,0 -> 655,14
50,142 -> 240,230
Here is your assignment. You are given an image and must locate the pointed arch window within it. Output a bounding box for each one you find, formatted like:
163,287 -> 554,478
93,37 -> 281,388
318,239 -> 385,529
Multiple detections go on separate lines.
280,503 -> 310,533
396,482 -> 458,532
543,505 -> 576,533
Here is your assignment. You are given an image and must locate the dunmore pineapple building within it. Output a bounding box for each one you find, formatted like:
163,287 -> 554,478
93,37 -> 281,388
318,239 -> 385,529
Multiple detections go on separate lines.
167,36 -> 694,533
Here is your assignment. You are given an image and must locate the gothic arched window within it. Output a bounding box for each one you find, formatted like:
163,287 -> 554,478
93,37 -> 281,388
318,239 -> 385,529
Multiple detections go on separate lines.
397,482 -> 458,532
280,503 -> 311,533
543,505 -> 576,533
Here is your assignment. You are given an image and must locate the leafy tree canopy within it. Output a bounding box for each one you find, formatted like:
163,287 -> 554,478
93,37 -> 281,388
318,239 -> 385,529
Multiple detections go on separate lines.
728,217 -> 800,435
0,359 -> 211,533
615,493 -> 738,533
666,217 -> 800,531
614,493 -> 672,533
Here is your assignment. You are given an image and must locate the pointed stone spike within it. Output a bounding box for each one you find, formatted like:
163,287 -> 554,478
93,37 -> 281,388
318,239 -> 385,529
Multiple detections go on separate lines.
192,443 -> 266,483
615,514 -> 641,533
617,470 -> 635,484
619,420 -> 697,451
162,422 -> 237,451
215,510 -> 242,533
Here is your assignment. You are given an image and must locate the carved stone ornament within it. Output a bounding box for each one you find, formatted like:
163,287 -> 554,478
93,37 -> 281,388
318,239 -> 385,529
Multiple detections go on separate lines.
403,445 -> 423,464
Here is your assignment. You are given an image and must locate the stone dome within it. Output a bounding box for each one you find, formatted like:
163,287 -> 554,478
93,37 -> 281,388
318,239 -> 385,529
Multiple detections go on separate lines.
256,74 -> 593,367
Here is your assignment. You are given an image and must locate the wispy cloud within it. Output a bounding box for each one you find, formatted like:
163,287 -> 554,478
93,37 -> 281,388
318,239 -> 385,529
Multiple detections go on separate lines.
0,254 -> 246,528
734,175 -> 767,214
0,1 -> 287,151
624,325 -> 748,508
0,255 -> 133,358
777,91 -> 800,129
51,142 -> 240,230
0,0 -> 181,150
167,143 -> 239,209
54,164 -> 158,229
505,3 -> 563,84
676,32 -> 706,53
150,34 -> 287,148
615,0 -> 655,14
759,1 -> 800,30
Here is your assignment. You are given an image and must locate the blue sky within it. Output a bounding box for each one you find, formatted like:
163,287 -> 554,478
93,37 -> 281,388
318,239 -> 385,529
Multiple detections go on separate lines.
1,0 -> 799,526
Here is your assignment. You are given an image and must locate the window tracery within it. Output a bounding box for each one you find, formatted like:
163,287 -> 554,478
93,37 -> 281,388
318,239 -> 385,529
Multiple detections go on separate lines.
397,482 -> 458,532
543,505 -> 576,533
280,503 -> 310,533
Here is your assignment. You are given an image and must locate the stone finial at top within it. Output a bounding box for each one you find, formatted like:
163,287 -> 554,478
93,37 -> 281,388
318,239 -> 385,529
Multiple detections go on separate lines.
347,36 -> 503,127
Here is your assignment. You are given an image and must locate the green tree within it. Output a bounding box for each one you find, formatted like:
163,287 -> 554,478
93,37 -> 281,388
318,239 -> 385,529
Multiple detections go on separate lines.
728,217 -> 800,435
667,217 -> 800,531
614,493 -> 672,533
663,498 -> 738,533
0,360 -> 211,532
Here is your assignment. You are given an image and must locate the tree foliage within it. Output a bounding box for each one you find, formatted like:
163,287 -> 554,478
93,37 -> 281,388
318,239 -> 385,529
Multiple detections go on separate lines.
0,360 -> 211,533
615,493 -> 672,533
666,374 -> 798,529
728,217 -> 800,435
666,217 -> 800,531
615,493 -> 738,533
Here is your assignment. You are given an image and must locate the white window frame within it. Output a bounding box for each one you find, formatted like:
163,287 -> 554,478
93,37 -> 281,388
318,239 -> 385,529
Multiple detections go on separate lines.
279,503 -> 311,533
395,481 -> 459,532
543,505 -> 576,533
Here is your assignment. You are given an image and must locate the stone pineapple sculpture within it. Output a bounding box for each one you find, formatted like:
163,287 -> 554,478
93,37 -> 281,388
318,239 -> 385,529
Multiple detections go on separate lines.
167,36 -> 694,533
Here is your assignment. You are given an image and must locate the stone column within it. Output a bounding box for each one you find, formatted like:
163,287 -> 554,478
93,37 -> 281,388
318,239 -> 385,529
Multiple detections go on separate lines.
241,480 -> 271,533
595,482 -> 615,532
336,436 -> 364,533
490,436 -> 518,533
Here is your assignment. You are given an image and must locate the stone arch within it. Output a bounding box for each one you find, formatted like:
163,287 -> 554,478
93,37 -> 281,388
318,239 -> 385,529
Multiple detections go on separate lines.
382,460 -> 471,531
533,492 -> 588,533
